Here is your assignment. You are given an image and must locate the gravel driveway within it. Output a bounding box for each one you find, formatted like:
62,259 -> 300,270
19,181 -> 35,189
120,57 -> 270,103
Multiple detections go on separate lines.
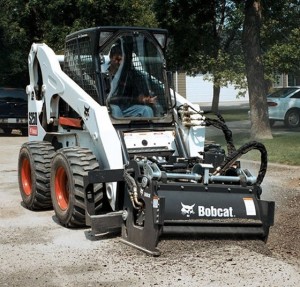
0,133 -> 299,287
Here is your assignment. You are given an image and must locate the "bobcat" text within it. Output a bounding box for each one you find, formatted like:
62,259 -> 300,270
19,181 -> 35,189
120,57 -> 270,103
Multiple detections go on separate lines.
198,206 -> 234,217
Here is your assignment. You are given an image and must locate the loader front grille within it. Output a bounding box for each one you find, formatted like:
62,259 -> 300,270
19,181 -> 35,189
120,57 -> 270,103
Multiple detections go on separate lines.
127,146 -> 174,157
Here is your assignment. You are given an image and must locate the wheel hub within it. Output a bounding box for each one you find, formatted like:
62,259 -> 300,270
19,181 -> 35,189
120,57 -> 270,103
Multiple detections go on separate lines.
55,166 -> 69,210
21,158 -> 32,196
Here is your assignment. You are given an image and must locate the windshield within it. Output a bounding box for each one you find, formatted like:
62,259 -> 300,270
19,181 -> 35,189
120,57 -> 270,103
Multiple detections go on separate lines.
0,88 -> 27,102
268,88 -> 299,98
101,33 -> 169,119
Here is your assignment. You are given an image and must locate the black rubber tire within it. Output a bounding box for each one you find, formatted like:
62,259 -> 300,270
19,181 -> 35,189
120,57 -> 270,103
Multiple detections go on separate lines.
269,119 -> 275,127
50,147 -> 103,228
18,141 -> 55,210
3,128 -> 12,134
284,109 -> 300,128
21,128 -> 28,136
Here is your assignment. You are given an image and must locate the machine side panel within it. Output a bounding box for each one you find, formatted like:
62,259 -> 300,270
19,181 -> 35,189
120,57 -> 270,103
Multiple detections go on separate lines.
27,43 -> 123,170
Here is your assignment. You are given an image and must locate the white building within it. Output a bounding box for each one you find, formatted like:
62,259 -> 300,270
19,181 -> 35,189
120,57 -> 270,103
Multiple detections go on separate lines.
174,73 -> 249,105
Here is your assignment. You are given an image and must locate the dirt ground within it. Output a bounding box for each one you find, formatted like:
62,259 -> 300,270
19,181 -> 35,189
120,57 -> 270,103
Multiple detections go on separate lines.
0,133 -> 299,287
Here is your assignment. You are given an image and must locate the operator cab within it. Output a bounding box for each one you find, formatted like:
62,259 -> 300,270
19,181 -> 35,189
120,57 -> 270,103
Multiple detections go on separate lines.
64,27 -> 173,124
99,29 -> 173,123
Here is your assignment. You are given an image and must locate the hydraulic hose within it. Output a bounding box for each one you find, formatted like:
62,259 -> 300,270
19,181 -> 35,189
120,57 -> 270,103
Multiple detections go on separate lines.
204,115 -> 236,155
178,104 -> 236,155
123,170 -> 143,209
218,141 -> 268,186
177,104 -> 268,185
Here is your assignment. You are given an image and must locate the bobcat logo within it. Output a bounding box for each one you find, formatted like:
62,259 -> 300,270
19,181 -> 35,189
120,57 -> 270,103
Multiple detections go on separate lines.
84,105 -> 90,118
181,203 -> 195,217
28,112 -> 37,125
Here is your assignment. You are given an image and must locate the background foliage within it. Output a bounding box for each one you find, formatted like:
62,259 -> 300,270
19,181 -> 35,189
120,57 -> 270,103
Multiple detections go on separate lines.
0,0 -> 299,93
0,0 -> 158,87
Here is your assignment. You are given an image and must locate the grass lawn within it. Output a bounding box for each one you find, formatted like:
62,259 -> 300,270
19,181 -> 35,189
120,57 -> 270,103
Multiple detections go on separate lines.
204,109 -> 300,166
208,130 -> 300,166
204,109 -> 249,122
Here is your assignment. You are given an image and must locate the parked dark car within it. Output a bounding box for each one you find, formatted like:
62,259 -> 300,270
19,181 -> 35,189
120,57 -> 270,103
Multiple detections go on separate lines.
0,88 -> 28,135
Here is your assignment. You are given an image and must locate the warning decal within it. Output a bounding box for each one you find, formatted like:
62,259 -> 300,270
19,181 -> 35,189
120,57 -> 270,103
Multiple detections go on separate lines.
243,197 -> 256,216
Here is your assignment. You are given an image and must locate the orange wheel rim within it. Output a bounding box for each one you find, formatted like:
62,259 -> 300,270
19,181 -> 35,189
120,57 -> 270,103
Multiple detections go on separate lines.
55,166 -> 69,210
21,158 -> 32,196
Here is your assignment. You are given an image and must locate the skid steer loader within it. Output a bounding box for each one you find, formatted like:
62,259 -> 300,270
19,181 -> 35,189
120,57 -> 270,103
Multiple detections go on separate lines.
18,26 -> 274,256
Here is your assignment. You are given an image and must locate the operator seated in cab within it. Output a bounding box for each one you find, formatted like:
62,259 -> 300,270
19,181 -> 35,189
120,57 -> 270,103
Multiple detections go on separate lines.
103,37 -> 164,119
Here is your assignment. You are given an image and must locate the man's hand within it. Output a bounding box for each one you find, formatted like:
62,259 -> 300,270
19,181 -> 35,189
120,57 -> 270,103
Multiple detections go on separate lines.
138,95 -> 157,104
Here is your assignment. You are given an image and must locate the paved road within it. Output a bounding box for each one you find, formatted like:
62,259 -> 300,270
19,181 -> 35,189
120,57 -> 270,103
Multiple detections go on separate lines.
0,133 -> 299,287
205,119 -> 300,137
199,101 -> 249,112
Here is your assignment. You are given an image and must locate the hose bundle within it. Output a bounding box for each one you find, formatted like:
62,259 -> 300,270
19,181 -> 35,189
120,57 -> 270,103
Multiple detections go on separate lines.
177,105 -> 268,185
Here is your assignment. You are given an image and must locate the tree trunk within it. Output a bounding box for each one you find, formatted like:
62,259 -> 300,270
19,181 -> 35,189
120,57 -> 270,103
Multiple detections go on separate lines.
242,0 -> 272,140
211,83 -> 220,112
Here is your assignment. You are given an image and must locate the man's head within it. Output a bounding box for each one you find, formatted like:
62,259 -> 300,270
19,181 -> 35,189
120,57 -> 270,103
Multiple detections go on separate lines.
109,44 -> 123,74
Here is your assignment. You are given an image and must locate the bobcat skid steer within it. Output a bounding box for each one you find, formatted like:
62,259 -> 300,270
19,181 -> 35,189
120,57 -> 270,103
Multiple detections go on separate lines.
18,27 -> 274,256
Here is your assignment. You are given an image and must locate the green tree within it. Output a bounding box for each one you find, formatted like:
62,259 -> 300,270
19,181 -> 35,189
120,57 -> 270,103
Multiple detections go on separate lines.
0,0 -> 81,86
208,1 -> 246,111
242,0 -> 272,139
242,0 -> 300,139
154,0 -> 215,71
155,0 -> 300,139
154,1 -> 247,112
0,0 -> 158,87
0,0 -> 32,86
262,0 -> 300,83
